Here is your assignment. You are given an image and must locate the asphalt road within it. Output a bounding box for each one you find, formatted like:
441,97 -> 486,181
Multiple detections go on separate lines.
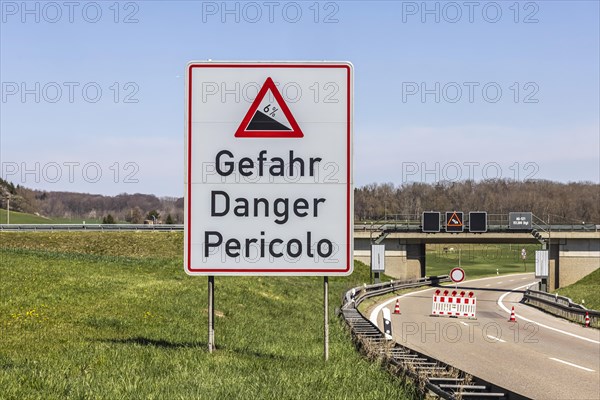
369,273 -> 600,400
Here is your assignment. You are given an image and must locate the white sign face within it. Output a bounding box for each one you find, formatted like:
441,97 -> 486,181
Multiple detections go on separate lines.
185,61 -> 353,276
371,244 -> 385,272
450,267 -> 465,283
535,250 -> 549,278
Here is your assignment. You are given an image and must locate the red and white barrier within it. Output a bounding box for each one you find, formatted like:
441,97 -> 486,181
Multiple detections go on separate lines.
431,290 -> 476,318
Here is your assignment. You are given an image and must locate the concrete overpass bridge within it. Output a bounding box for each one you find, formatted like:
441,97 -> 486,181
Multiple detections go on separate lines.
354,219 -> 600,290
2,218 -> 598,290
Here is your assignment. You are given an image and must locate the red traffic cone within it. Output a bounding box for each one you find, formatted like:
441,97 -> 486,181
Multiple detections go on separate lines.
509,306 -> 517,322
393,299 -> 401,315
585,312 -> 590,327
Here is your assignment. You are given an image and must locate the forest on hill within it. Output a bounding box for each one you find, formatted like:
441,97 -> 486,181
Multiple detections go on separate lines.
1,178 -> 598,224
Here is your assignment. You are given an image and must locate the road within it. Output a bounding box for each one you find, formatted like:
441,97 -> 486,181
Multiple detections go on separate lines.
369,273 -> 600,400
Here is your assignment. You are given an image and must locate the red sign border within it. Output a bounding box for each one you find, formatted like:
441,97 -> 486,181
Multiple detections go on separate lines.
450,267 -> 465,283
186,62 -> 352,275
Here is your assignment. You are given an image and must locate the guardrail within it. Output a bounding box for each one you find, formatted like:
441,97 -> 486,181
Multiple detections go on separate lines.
2,222 -> 597,233
0,224 -> 184,231
340,277 -> 528,400
523,289 -> 599,328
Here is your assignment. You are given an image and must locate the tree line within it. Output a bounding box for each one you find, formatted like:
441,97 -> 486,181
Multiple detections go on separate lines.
1,179 -> 598,224
0,182 -> 183,224
355,180 -> 599,223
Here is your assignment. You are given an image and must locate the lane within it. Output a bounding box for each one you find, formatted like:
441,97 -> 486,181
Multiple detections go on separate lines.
370,274 -> 600,399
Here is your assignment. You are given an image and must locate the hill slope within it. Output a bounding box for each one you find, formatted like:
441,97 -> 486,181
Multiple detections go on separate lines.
0,209 -> 51,224
554,268 -> 600,311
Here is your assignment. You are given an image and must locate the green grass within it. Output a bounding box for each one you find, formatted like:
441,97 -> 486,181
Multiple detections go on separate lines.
554,269 -> 600,311
0,232 -> 416,399
0,208 -> 53,224
426,243 -> 542,279
0,208 -> 101,224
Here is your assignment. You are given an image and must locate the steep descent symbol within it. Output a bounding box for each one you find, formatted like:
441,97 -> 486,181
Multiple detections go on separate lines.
235,77 -> 303,138
447,212 -> 463,227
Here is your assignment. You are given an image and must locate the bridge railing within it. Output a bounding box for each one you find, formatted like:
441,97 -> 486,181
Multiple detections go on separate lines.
356,212 -> 599,233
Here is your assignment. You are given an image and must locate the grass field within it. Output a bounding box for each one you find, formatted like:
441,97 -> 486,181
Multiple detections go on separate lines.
0,209 -> 101,224
0,209 -> 52,224
554,268 -> 600,311
426,243 -> 542,279
0,232 -> 416,399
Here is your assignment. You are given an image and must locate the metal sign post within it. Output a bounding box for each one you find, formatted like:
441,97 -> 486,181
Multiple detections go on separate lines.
208,276 -> 215,353
324,276 -> 329,361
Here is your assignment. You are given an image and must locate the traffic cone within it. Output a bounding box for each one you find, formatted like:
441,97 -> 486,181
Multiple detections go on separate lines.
393,299 -> 401,315
585,312 -> 590,327
509,306 -> 517,322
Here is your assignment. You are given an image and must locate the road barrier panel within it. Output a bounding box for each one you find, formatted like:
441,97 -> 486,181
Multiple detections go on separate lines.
431,292 -> 476,318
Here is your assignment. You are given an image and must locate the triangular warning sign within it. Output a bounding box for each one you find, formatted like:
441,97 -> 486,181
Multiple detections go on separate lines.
447,212 -> 463,227
235,77 -> 303,138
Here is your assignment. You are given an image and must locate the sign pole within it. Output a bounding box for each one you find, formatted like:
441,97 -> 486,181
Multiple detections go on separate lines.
208,275 -> 215,353
324,276 -> 329,361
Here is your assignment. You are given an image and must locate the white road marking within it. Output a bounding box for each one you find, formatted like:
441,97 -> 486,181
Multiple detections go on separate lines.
487,335 -> 506,343
485,284 -> 491,287
497,281 -> 503,284
370,273 -> 534,326
521,277 -> 528,280
498,284 -> 600,345
370,286 -> 433,324
549,357 -> 595,372
460,321 -> 469,326
509,279 -> 515,282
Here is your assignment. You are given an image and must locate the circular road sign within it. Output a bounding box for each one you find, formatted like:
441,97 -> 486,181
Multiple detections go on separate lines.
450,267 -> 465,283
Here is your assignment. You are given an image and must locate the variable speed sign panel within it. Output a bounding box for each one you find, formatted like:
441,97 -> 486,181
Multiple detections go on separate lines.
422,212 -> 441,232
185,62 -> 353,276
468,212 -> 487,233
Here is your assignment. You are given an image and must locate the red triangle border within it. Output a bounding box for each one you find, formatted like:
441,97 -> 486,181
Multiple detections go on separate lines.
234,77 -> 304,138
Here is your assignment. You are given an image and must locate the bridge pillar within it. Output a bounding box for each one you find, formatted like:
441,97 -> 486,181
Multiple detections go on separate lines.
352,238 -> 426,281
554,238 -> 600,290
380,239 -> 425,281
547,242 -> 560,291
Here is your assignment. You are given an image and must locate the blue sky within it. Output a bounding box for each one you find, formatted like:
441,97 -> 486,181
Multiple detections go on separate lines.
1,0 -> 599,196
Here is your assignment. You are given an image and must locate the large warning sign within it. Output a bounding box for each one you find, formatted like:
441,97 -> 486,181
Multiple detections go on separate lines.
446,211 -> 464,232
235,77 -> 303,138
185,61 -> 353,276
